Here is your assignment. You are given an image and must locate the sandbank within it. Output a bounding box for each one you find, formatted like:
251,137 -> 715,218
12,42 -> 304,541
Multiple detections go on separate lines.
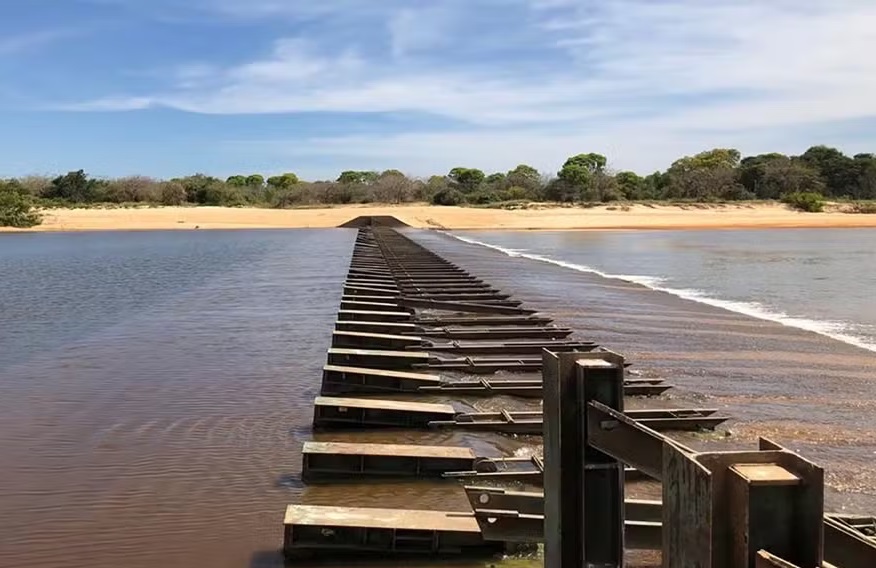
4,202 -> 876,232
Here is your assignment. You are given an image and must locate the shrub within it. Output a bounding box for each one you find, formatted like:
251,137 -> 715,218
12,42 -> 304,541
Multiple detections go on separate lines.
431,188 -> 464,206
0,181 -> 42,227
504,186 -> 532,201
782,192 -> 825,212
466,190 -> 503,205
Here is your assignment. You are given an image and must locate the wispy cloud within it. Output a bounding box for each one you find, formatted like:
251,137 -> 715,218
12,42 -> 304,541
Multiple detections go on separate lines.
0,29 -> 80,56
55,0 -> 876,173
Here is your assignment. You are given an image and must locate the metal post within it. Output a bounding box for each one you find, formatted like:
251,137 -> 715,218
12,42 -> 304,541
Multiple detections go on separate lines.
578,354 -> 626,567
543,350 -> 584,568
543,350 -> 625,568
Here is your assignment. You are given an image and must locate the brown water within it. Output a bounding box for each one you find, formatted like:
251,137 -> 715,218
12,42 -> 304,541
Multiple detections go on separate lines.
1,228 -> 874,568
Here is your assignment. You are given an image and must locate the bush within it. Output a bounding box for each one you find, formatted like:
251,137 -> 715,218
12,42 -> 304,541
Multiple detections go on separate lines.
504,186 -> 532,201
782,192 -> 825,212
431,188 -> 464,206
0,181 -> 42,227
466,190 -> 503,205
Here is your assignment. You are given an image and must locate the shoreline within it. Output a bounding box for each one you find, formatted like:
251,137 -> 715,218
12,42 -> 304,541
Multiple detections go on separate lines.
4,202 -> 876,233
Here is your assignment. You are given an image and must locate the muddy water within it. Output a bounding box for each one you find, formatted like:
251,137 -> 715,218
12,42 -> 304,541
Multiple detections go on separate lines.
1,228 -> 874,568
409,229 -> 876,514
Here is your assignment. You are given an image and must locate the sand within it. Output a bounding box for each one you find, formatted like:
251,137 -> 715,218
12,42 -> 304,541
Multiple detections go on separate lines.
6,202 -> 876,232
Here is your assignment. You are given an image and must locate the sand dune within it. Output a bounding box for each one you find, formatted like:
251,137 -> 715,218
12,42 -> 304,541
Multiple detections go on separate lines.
7,202 -> 876,232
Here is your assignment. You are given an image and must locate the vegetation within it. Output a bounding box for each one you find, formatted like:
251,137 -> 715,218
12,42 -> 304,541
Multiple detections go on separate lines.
781,192 -> 826,213
2,146 -> 876,227
0,179 -> 42,227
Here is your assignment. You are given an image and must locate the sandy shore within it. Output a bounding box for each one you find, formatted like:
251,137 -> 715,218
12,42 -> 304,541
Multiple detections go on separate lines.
5,203 -> 876,232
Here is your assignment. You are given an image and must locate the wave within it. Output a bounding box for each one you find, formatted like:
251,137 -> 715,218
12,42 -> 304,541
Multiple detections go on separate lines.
446,232 -> 876,353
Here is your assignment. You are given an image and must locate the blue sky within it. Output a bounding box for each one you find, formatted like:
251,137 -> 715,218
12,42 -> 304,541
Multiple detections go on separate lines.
2,0 -> 875,180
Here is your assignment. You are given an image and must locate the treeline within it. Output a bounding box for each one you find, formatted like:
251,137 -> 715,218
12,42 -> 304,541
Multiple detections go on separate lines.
2,145 -> 875,227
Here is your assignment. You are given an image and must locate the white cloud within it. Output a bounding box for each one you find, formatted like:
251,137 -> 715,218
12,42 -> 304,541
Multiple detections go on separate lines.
62,0 -> 876,173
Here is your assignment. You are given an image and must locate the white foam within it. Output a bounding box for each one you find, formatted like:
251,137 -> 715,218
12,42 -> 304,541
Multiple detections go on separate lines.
446,232 -> 876,353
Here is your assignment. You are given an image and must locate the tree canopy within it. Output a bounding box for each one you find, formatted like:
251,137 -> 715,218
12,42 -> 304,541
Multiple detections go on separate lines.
4,145 -> 876,211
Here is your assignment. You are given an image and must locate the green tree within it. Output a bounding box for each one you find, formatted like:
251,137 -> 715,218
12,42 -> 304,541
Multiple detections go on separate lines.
665,149 -> 745,200
0,180 -> 41,227
542,178 -> 578,202
47,170 -> 102,203
506,164 -> 543,196
740,154 -> 823,199
226,175 -> 247,187
267,173 -> 300,190
172,174 -> 224,204
615,171 -> 651,200
246,174 -> 265,188
448,167 -> 485,193
800,146 -> 857,197
738,153 -> 788,198
337,171 -> 379,185
556,153 -> 610,201
644,171 -> 669,198
432,188 -> 464,206
484,172 -> 508,190
852,154 -> 876,199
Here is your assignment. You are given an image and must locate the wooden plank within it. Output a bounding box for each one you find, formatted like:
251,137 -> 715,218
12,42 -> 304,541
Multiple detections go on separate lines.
335,320 -> 419,333
331,330 -> 422,350
399,297 -> 536,315
303,441 -> 474,460
323,364 -> 440,383
314,396 -> 453,414
326,348 -> 430,370
285,505 -> 481,532
320,364 -> 441,395
337,310 -> 411,322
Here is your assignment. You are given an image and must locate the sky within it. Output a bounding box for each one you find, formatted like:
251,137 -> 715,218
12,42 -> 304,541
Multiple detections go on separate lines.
1,0 -> 876,181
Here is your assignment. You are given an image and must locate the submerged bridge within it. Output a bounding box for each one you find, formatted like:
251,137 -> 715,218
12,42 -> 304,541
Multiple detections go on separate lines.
281,220 -> 876,567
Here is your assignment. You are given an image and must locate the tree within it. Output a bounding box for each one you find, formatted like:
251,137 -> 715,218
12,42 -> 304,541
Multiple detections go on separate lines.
0,180 -> 41,227
616,171 -> 650,200
448,167 -> 485,193
665,149 -> 745,200
337,170 -> 378,185
372,170 -> 415,203
158,181 -> 187,206
644,171 -> 669,198
542,178 -> 578,202
226,175 -> 247,187
556,153 -> 610,201
853,154 -> 876,199
739,153 -> 787,197
764,159 -> 824,198
432,188 -> 464,206
15,175 -> 53,198
484,173 -> 508,191
267,173 -> 300,190
506,164 -> 543,196
246,174 -> 265,188
47,170 -> 102,202
172,174 -> 224,204
800,146 -> 857,197
103,176 -> 160,203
